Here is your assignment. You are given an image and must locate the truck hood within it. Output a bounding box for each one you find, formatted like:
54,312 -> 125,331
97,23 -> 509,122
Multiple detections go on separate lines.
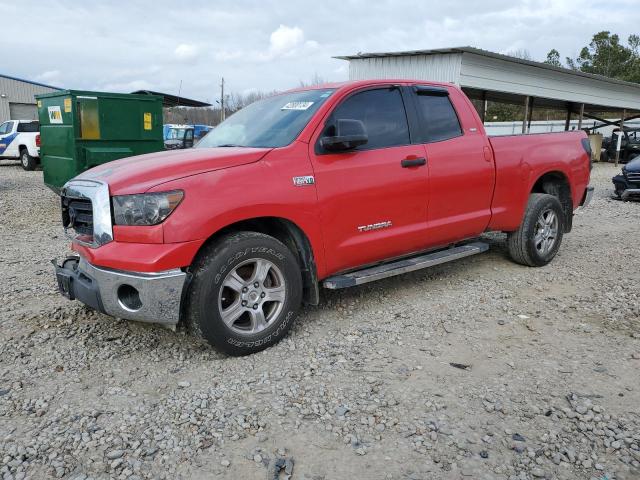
624,156 -> 640,173
76,147 -> 273,195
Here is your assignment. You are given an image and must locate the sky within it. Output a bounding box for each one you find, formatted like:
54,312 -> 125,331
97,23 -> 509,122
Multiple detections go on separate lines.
3,0 -> 639,103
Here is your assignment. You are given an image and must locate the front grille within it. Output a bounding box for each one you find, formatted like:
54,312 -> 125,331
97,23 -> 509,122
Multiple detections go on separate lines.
625,171 -> 640,183
62,196 -> 94,237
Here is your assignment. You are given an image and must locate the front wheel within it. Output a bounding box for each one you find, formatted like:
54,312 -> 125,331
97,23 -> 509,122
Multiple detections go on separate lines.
20,149 -> 37,171
185,231 -> 302,355
507,193 -> 564,267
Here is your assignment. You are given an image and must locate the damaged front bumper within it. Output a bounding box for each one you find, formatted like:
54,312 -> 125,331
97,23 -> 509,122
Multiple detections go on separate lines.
53,256 -> 187,326
612,174 -> 640,200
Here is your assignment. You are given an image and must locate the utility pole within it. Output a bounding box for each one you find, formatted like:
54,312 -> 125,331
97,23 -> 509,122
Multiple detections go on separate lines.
615,109 -> 626,167
220,77 -> 225,123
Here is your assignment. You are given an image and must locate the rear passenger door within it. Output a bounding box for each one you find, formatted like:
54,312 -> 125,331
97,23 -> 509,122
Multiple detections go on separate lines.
411,87 -> 495,246
310,86 -> 430,274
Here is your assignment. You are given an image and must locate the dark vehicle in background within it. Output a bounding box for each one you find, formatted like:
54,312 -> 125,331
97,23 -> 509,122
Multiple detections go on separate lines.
601,128 -> 640,163
164,124 -> 195,150
612,156 -> 640,200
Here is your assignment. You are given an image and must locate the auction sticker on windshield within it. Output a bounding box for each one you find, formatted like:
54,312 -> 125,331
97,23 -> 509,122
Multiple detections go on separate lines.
281,101 -> 314,111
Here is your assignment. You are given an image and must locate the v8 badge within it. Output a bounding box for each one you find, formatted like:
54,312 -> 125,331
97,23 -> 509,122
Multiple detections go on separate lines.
292,175 -> 315,186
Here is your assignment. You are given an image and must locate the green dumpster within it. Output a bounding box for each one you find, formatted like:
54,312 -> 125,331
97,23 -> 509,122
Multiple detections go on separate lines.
36,90 -> 164,191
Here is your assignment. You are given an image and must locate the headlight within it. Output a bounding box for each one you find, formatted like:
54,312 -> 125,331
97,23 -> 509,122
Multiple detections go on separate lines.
112,190 -> 184,226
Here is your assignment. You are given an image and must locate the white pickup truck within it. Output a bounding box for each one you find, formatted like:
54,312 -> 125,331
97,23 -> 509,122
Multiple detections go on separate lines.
0,120 -> 40,170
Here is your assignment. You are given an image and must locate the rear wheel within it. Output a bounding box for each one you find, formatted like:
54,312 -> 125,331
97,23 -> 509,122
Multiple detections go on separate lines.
185,231 -> 302,355
20,149 -> 36,171
507,193 -> 564,267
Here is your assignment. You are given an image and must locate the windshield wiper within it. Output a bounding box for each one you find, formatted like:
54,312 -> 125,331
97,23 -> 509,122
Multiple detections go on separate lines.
216,143 -> 244,147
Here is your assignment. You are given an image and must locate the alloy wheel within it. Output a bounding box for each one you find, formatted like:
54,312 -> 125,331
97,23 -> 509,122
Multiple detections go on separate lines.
217,258 -> 286,335
534,208 -> 559,256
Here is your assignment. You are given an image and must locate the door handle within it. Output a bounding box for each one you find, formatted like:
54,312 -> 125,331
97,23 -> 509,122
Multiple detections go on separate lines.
401,157 -> 427,168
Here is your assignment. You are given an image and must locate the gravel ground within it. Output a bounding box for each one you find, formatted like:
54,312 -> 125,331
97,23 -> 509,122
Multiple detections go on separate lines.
0,160 -> 639,480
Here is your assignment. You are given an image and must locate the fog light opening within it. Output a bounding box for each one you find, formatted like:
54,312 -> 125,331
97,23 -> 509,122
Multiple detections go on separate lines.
117,284 -> 142,311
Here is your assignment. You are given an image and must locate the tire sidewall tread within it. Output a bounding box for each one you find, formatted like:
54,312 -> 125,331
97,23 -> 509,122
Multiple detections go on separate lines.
185,231 -> 302,356
507,193 -> 565,267
20,150 -> 36,171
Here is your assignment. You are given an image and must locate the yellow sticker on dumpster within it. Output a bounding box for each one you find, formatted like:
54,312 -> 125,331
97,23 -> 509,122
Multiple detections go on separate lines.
37,100 -> 42,108
143,112 -> 152,130
64,98 -> 71,113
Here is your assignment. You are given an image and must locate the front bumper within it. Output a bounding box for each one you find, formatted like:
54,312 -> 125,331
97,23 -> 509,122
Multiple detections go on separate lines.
612,174 -> 640,200
53,256 -> 187,325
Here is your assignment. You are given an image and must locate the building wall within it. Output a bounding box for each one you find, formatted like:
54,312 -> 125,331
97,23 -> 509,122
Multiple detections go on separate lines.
0,76 -> 59,123
348,53 -> 462,83
459,53 -> 640,111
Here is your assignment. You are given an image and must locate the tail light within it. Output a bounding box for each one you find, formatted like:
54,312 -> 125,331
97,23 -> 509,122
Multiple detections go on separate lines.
36,134 -> 41,147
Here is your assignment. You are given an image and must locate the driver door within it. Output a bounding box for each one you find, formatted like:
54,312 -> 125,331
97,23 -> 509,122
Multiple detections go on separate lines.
309,86 -> 429,275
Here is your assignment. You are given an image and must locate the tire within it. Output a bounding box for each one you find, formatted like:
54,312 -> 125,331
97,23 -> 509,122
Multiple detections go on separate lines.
507,193 -> 564,267
20,149 -> 36,171
185,231 -> 302,355
600,150 -> 609,163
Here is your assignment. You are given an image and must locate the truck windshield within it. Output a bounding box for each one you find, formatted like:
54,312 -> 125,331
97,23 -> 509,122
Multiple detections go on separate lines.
197,89 -> 335,148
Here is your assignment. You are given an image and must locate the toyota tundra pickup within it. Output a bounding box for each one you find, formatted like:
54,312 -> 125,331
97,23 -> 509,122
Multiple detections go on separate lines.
53,80 -> 594,355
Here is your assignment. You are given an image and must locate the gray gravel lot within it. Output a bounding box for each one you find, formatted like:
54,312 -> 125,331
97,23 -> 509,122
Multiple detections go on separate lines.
0,161 -> 639,480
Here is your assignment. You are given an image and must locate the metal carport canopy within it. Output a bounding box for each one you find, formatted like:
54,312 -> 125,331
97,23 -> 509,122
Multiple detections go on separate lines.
335,46 -> 640,113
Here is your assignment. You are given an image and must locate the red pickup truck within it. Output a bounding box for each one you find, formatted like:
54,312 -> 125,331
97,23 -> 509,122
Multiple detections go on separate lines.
54,80 -> 593,355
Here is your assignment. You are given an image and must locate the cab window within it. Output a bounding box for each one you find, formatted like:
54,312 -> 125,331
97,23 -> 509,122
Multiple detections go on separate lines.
0,121 -> 13,135
414,92 -> 462,143
323,88 -> 410,151
17,121 -> 39,133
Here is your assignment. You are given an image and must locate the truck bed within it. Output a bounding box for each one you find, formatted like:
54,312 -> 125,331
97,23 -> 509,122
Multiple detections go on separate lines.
487,130 -> 591,232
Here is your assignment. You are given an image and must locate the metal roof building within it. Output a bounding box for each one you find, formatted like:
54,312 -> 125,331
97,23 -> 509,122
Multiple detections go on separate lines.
130,90 -> 212,108
336,47 -> 640,139
0,74 -> 60,123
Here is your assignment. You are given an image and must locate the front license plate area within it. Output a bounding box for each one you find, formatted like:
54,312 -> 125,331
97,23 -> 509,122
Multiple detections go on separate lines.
55,269 -> 75,300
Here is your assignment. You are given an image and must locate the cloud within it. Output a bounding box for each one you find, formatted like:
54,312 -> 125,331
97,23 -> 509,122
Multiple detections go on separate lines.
174,43 -> 199,63
36,70 -> 61,81
99,79 -> 155,92
2,0 -> 639,102
269,25 -> 304,56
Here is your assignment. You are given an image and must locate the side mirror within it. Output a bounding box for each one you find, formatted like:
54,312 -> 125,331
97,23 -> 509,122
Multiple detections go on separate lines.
321,119 -> 368,152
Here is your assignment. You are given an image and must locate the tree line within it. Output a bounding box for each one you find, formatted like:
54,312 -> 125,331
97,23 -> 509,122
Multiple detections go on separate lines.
545,31 -> 640,83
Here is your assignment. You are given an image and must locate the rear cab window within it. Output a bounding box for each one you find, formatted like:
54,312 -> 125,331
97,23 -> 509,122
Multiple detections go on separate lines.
413,88 -> 463,143
17,121 -> 39,133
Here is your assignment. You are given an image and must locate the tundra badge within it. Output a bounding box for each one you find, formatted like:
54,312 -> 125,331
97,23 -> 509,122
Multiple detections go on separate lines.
293,175 -> 315,186
357,221 -> 392,232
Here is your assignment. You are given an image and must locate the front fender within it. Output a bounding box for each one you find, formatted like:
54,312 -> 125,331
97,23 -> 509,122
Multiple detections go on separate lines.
150,146 -> 328,277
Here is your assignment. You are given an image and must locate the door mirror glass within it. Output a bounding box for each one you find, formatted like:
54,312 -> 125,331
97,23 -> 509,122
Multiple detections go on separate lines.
321,119 -> 368,152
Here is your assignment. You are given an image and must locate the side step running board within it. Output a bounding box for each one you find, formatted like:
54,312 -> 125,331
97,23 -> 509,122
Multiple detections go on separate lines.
323,241 -> 489,289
